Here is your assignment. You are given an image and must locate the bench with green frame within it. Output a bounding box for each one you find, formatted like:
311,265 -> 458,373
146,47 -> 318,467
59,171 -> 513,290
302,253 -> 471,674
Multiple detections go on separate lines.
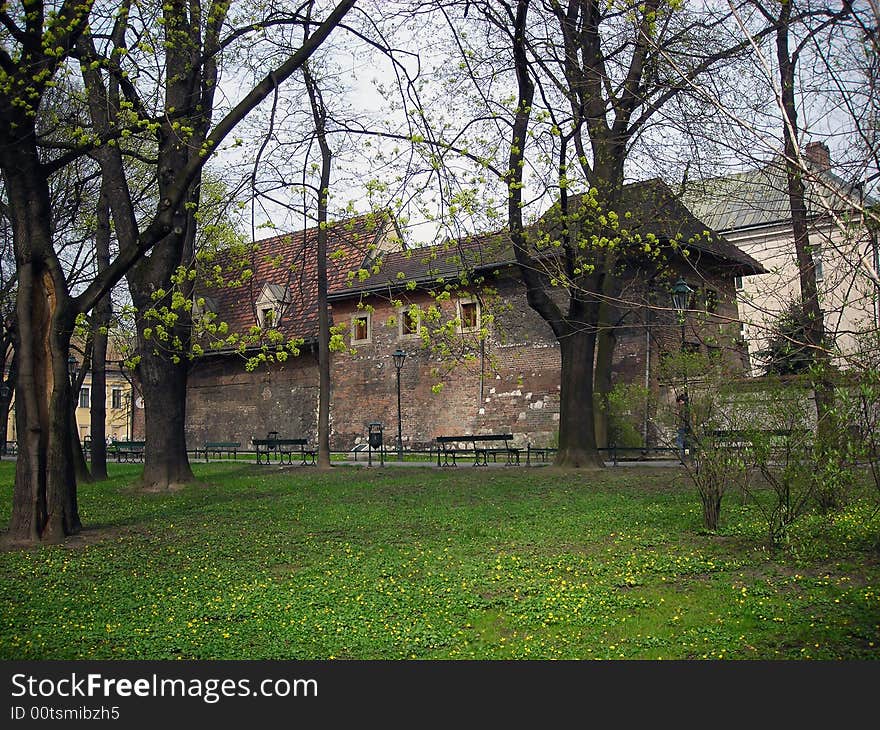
110,440 -> 145,463
436,433 -> 521,467
709,428 -> 812,450
203,441 -> 241,462
252,437 -> 317,466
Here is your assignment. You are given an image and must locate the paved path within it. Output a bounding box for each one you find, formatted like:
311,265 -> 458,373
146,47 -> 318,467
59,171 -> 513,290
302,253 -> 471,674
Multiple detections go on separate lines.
333,458 -> 684,468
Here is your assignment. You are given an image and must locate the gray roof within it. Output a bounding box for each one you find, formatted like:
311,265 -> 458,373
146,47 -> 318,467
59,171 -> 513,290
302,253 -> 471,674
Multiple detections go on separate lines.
682,156 -> 875,233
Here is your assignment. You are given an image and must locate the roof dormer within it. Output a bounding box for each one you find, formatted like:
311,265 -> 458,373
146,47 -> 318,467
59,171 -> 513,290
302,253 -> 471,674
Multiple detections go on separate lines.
255,283 -> 290,328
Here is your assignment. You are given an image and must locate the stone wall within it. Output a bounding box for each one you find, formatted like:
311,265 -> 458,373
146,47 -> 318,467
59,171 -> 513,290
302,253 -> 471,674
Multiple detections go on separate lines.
185,265 -> 747,451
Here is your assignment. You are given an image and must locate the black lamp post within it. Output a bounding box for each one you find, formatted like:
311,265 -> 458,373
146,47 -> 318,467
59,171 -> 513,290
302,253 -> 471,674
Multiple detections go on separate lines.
67,356 -> 78,387
393,348 -> 407,461
671,278 -> 692,338
671,278 -> 693,460
0,383 -> 8,456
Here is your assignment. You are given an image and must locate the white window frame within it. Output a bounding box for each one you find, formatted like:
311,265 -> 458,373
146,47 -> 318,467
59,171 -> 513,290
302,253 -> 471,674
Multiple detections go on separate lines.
457,298 -> 481,334
258,306 -> 276,329
351,312 -> 372,344
111,388 -> 123,410
255,284 -> 289,329
79,387 -> 90,409
398,307 -> 421,339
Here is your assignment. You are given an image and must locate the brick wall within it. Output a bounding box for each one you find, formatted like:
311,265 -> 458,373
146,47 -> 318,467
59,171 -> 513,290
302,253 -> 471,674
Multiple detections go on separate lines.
185,264 -> 747,451
186,350 -> 319,448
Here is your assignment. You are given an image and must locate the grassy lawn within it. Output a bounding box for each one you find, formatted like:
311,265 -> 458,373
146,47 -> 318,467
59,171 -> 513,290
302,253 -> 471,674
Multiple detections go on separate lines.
0,461 -> 877,660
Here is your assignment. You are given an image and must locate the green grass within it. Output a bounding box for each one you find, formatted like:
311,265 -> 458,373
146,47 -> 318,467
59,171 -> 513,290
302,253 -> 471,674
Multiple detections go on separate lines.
0,461 -> 877,660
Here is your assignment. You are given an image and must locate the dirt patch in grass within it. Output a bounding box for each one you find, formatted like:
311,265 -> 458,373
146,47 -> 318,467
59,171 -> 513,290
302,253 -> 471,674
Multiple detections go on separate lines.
0,523 -> 136,552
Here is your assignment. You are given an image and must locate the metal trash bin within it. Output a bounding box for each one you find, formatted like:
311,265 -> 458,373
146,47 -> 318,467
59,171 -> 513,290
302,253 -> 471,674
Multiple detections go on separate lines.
368,423 -> 383,449
367,422 -> 384,466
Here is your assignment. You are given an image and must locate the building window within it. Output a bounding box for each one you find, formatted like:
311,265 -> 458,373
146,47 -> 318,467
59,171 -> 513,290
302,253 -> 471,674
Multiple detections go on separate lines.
813,248 -> 824,280
111,388 -> 123,409
259,306 -> 275,328
734,276 -> 743,291
704,289 -> 718,313
255,283 -> 289,330
458,299 -> 480,332
79,387 -> 90,409
351,313 -> 371,344
399,307 -> 420,337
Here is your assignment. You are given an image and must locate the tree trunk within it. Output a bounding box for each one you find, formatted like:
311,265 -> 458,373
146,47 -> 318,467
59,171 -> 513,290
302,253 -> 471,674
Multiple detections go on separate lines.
135,344 -> 193,490
701,492 -> 721,532
556,332 -> 605,468
306,65 -> 333,469
89,180 -> 113,480
88,335 -> 108,480
70,403 -> 91,485
69,341 -> 93,485
776,5 -> 836,451
4,142 -> 81,544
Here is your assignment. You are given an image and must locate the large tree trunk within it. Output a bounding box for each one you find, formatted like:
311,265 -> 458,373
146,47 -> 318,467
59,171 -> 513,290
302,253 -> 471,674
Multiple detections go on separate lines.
4,144 -> 80,543
556,332 -> 605,468
134,344 -> 193,490
505,0 -> 603,469
125,246 -> 196,490
128,250 -> 194,490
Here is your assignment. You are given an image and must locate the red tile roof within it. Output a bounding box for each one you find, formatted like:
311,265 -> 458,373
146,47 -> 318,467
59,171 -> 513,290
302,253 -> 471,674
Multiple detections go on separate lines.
199,181 -> 762,345
196,212 -> 396,343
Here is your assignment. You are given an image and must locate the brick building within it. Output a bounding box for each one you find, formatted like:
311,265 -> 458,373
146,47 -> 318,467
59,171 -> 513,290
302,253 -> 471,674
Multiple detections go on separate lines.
185,180 -> 763,451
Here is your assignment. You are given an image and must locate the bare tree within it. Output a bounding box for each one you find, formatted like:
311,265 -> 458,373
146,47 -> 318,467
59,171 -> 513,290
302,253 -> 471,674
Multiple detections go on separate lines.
0,0 -> 356,543
427,0 -> 774,466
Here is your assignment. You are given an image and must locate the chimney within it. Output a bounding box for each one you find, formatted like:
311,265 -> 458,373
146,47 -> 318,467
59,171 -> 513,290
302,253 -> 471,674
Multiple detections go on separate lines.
804,141 -> 831,172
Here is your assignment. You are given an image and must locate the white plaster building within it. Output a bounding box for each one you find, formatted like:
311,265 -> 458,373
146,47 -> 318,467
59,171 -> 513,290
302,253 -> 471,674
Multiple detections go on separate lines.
684,142 -> 880,374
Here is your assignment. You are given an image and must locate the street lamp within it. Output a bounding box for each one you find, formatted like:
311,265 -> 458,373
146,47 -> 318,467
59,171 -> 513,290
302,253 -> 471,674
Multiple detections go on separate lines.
67,355 -> 78,386
671,277 -> 692,333
671,278 -> 693,461
392,348 -> 407,461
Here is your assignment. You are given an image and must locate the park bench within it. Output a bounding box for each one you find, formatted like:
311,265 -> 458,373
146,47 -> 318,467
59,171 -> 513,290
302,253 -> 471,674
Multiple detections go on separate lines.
203,441 -> 241,462
111,440 -> 145,463
526,444 -> 556,465
709,428 -> 811,450
252,436 -> 317,466
436,433 -> 521,467
598,445 -> 683,466
526,444 -> 681,466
